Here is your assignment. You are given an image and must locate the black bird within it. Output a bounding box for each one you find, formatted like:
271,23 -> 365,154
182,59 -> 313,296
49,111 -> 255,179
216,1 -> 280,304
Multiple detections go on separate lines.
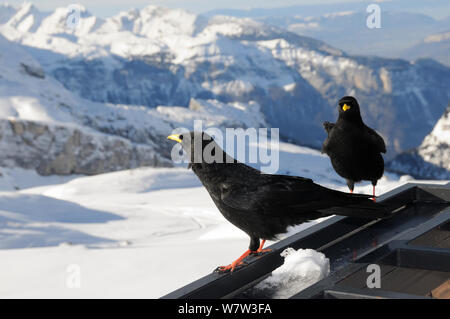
322,96 -> 386,199
168,131 -> 387,272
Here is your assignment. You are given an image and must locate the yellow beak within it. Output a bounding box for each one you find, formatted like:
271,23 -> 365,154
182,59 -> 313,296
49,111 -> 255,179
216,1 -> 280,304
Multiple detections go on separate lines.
167,134 -> 182,143
342,104 -> 351,111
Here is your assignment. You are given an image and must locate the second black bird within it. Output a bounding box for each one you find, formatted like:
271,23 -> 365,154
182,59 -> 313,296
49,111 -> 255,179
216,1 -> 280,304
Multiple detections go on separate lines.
322,96 -> 386,198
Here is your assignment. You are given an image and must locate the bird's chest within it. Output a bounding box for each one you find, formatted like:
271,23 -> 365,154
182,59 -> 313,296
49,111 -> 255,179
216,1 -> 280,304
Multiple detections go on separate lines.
193,165 -> 227,202
192,164 -> 264,236
328,126 -> 366,156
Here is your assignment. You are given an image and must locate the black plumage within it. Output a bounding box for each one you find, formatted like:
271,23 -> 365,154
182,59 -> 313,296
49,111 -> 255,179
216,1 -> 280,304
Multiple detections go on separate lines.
322,96 -> 386,197
168,131 -> 387,272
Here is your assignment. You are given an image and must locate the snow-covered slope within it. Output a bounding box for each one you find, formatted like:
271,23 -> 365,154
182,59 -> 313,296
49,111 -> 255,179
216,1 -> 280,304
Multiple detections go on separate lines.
388,104 -> 450,179
0,30 -> 269,175
1,138 -> 437,298
1,4 -> 449,155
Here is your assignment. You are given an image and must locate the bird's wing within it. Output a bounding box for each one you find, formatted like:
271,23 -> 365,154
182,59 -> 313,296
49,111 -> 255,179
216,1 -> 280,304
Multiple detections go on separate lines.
365,126 -> 386,153
321,122 -> 335,153
323,121 -> 335,134
219,174 -> 388,219
219,174 -> 321,213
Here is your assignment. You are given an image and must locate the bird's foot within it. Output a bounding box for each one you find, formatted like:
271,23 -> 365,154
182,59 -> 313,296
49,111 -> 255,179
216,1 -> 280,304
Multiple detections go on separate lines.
214,249 -> 251,273
215,261 -> 248,273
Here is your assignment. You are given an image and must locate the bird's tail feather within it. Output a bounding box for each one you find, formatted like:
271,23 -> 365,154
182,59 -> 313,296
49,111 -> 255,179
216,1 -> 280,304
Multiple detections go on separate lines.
318,192 -> 389,219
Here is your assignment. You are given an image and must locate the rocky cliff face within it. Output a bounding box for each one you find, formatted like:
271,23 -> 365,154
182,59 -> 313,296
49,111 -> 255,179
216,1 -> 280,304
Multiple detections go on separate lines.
388,104 -> 450,179
0,119 -> 172,175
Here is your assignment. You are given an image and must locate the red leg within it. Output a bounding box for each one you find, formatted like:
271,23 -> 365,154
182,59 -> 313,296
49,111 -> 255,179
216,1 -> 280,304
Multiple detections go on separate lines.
253,239 -> 271,254
372,185 -> 376,202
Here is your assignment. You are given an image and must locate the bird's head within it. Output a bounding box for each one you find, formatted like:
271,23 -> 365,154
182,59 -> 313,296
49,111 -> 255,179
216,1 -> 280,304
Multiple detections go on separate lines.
167,131 -> 226,167
338,96 -> 362,122
167,131 -> 196,151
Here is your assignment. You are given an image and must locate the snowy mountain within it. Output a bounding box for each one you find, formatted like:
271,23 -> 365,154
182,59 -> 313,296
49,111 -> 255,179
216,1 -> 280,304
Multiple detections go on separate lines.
0,31 -> 171,174
0,30 -> 267,175
1,3 -> 449,156
388,104 -> 450,179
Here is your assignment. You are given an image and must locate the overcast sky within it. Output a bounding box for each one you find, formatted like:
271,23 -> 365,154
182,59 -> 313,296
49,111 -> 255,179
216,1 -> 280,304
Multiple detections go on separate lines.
3,0 -> 449,18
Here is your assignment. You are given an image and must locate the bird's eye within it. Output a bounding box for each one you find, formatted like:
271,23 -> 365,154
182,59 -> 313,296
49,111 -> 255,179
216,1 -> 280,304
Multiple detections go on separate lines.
179,135 -> 184,140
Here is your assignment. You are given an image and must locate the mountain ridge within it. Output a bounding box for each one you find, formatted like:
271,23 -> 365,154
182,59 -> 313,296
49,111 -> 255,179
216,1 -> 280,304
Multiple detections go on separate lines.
388,103 -> 450,179
0,4 -> 449,177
